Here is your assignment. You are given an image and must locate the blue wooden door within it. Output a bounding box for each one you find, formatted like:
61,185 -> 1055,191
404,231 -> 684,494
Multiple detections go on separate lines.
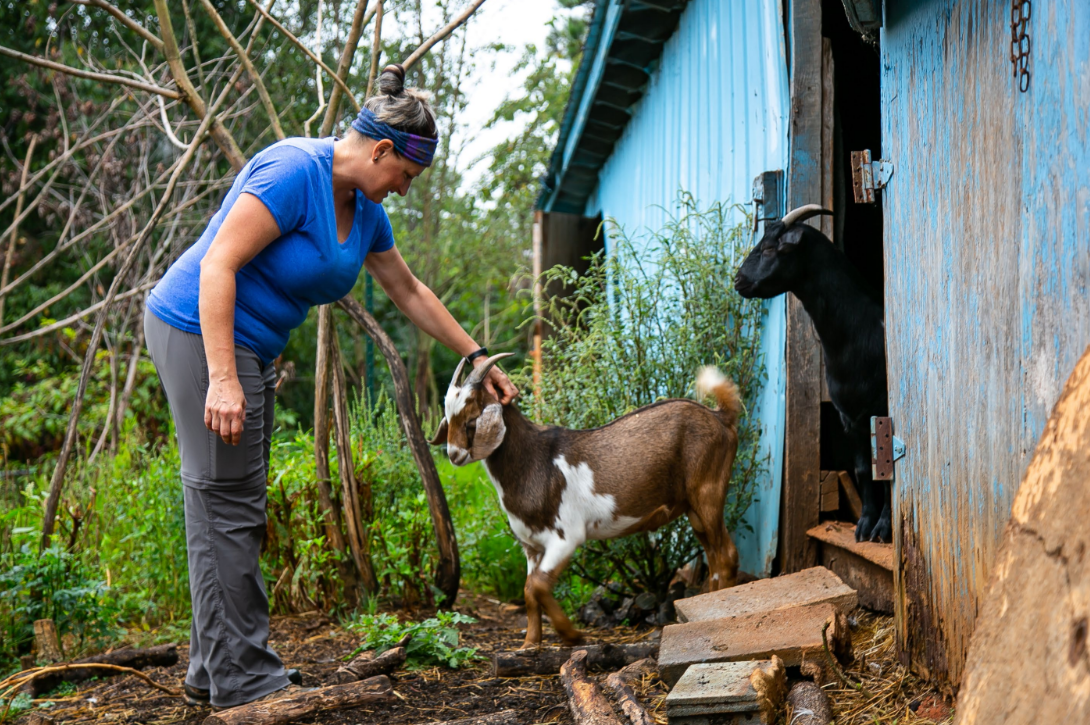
881,0 -> 1090,686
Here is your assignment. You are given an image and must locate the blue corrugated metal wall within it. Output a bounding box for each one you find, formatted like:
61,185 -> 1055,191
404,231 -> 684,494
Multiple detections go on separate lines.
882,0 -> 1090,684
583,0 -> 791,577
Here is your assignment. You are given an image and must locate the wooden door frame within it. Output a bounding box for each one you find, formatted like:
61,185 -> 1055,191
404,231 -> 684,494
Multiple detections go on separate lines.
779,0 -> 828,574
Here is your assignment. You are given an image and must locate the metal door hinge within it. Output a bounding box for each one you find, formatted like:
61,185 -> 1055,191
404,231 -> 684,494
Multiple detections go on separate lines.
851,150 -> 894,204
870,416 -> 905,481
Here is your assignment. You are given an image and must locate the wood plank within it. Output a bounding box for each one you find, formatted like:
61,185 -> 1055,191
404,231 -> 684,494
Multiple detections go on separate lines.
807,523 -> 893,614
674,567 -> 857,624
819,471 -> 840,512
837,471 -> 863,520
780,0 -> 825,574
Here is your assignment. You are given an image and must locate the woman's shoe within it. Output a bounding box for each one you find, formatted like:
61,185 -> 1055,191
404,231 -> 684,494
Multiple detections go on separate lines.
185,669 -> 302,707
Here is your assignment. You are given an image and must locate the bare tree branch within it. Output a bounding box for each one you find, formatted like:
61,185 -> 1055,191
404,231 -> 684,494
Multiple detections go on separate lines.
365,0 -> 384,98
243,0 -> 362,112
400,0 -> 487,71
178,0 -> 208,90
303,0 -> 328,137
153,0 -> 247,170
70,0 -> 166,52
0,45 -> 182,98
40,68 -> 240,549
0,136 -> 38,327
198,0 -> 285,140
1,282 -> 155,346
320,0 -> 377,136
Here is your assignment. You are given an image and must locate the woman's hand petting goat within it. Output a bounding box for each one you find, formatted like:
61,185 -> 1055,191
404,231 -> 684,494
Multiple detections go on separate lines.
431,357 -> 743,648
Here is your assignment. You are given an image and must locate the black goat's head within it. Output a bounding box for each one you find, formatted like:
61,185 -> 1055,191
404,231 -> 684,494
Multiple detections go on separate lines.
734,205 -> 833,299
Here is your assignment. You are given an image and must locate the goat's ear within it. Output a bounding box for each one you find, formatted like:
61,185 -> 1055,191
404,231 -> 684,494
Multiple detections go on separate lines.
428,417 -> 449,446
776,226 -> 806,250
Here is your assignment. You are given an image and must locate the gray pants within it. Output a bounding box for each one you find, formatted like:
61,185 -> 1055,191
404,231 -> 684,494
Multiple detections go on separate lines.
144,312 -> 290,708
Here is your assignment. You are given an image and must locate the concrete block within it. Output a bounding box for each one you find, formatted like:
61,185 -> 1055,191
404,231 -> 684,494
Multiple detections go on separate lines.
658,603 -> 851,686
665,661 -> 763,716
673,567 -> 857,624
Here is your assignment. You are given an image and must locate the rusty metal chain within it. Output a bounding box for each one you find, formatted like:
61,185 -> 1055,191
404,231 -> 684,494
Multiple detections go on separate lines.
1010,0 -> 1031,92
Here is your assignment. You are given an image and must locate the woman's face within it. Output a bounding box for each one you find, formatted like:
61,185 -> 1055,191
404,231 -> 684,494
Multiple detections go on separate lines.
360,138 -> 426,204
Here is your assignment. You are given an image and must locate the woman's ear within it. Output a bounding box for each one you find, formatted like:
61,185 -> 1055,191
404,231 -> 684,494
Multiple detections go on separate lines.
428,418 -> 449,446
372,138 -> 396,162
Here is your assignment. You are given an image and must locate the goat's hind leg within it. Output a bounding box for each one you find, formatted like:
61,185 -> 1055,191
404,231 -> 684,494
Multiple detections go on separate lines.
686,510 -> 738,592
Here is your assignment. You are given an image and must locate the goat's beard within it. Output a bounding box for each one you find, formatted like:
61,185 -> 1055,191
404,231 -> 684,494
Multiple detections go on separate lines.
470,403 -> 506,460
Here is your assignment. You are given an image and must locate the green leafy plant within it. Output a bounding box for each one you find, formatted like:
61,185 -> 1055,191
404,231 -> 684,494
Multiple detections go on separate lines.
346,611 -> 481,669
527,195 -> 768,601
0,543 -> 123,667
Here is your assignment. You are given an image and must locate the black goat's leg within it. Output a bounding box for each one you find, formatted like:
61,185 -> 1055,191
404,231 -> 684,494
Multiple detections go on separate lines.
850,423 -> 882,542
870,481 -> 893,543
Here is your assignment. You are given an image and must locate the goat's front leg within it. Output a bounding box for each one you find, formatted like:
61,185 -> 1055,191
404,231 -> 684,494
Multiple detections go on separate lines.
520,548 -> 544,649
850,420 -> 891,543
527,564 -> 583,647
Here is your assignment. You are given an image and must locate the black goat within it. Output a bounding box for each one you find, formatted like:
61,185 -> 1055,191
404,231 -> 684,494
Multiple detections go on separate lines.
733,205 -> 890,542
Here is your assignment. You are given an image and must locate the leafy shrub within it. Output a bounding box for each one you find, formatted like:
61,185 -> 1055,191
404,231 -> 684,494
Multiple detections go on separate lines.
0,543 -> 123,667
345,611 -> 481,669
527,195 -> 767,600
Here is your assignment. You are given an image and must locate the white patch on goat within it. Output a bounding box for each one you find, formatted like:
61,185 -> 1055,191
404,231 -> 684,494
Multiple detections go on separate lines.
444,384 -> 472,419
482,460 -> 538,566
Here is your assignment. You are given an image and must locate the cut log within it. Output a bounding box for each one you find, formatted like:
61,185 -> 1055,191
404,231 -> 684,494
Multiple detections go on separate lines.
33,619 -> 63,663
415,711 -> 519,725
603,658 -> 656,725
560,651 -> 624,725
202,676 -> 394,725
785,681 -> 832,725
331,644 -> 407,684
492,642 -> 658,677
956,346 -> 1090,724
24,644 -> 179,697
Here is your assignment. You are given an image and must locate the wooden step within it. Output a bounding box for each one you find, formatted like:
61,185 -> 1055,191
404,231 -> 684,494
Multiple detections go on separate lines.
806,522 -> 893,613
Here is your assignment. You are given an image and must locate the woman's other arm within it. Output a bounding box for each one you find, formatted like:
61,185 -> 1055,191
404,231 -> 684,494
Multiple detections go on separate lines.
365,247 -> 518,404
199,193 -> 282,445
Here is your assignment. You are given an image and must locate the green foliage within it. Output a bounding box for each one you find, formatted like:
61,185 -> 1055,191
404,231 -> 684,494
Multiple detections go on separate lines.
0,543 -> 123,667
345,611 -> 481,670
527,196 -> 768,599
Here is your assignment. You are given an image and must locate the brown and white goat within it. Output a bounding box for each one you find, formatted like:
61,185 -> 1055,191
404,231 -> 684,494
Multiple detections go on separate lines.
429,354 -> 743,648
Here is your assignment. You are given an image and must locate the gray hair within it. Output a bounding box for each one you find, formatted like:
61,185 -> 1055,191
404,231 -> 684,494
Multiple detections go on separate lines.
361,64 -> 437,138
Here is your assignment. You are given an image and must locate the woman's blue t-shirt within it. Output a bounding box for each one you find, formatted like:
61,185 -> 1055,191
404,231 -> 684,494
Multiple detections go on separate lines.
147,137 -> 394,365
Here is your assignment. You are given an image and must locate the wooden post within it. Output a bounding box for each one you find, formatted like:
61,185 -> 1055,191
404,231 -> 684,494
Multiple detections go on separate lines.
336,296 -> 460,606
780,0 -> 825,574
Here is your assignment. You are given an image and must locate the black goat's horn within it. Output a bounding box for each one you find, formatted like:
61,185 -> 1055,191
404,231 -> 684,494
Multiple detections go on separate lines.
781,204 -> 833,228
465,352 -> 516,386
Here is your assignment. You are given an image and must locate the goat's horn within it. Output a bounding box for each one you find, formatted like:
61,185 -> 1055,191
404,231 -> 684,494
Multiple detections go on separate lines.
465,352 -> 516,386
781,204 -> 833,229
448,357 -> 468,388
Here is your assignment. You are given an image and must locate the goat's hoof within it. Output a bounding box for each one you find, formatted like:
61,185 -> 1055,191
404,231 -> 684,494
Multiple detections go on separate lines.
561,632 -> 585,647
869,516 -> 893,544
855,515 -> 876,541
517,641 -> 540,651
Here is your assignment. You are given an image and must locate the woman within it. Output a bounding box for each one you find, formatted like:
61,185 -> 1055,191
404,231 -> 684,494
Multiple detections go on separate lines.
144,65 -> 517,711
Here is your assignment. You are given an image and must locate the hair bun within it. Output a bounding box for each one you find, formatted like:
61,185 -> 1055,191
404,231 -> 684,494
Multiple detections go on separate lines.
377,64 -> 406,96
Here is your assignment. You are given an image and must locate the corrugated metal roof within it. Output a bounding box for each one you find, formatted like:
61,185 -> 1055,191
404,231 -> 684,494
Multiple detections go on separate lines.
538,0 -> 691,213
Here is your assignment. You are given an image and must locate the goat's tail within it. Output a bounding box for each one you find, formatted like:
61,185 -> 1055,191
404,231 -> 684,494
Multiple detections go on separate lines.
696,366 -> 743,429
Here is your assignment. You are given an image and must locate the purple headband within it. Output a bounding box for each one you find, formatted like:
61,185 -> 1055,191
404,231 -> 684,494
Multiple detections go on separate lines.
351,107 -> 438,167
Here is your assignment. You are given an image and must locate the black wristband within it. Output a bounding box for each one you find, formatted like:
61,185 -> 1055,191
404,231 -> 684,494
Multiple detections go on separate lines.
465,347 -> 488,363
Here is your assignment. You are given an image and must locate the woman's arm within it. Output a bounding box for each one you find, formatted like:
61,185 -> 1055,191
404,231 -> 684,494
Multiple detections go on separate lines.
365,247 -> 518,404
199,193 -> 283,445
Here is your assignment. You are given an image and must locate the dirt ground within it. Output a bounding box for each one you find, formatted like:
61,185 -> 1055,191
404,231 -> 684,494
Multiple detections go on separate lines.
12,595 -> 951,725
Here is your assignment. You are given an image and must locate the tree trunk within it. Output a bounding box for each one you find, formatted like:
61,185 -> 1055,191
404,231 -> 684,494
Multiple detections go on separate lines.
314,305 -> 359,604
331,332 -> 378,593
336,296 -> 459,606
491,643 -> 659,678
560,650 -> 625,725
203,675 -> 394,725
33,620 -> 63,663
